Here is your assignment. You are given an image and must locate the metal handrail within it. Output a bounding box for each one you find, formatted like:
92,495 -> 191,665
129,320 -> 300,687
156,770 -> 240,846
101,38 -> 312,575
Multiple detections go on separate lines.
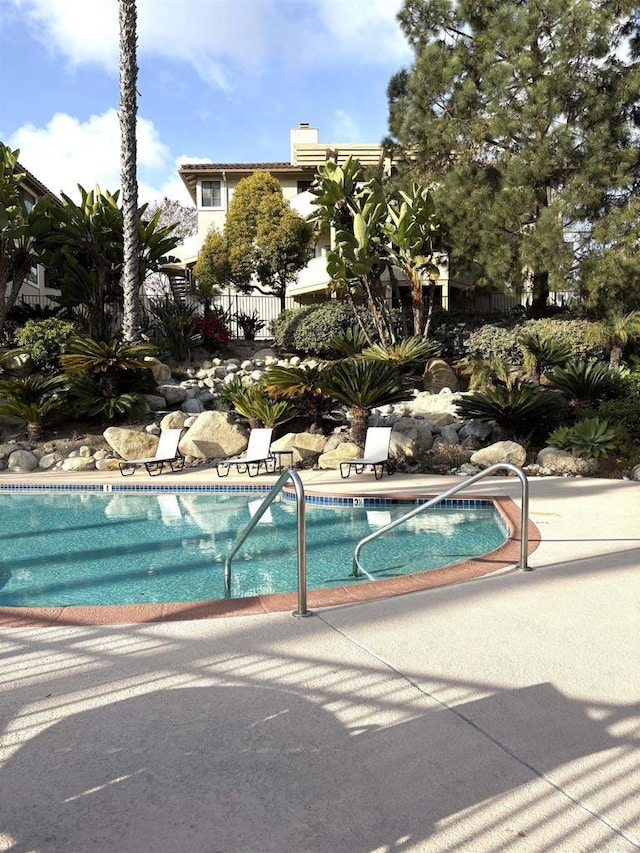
352,462 -> 530,577
224,468 -> 312,618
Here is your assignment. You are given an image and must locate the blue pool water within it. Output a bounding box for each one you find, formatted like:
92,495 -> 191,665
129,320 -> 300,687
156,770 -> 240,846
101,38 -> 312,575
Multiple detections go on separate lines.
0,489 -> 507,607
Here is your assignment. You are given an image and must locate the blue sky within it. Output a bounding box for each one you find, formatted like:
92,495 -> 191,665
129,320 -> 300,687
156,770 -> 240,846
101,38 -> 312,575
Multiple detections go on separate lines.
0,0 -> 412,206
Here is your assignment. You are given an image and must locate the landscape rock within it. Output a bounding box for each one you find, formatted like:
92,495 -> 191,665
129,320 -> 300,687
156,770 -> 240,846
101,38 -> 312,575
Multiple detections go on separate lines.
392,417 -> 434,453
2,353 -> 33,377
145,357 -> 172,382
271,432 -> 327,465
157,384 -> 188,405
38,451 -> 63,469
179,410 -> 248,460
160,411 -> 191,430
8,449 -> 38,472
423,358 -> 459,393
471,440 -> 527,469
317,441 -> 361,470
536,447 -> 599,476
459,419 -> 494,441
60,456 -> 96,472
144,393 -> 167,411
103,427 -> 159,461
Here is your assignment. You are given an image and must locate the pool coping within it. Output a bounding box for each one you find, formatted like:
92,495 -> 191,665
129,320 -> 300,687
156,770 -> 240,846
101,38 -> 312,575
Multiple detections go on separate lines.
0,484 -> 540,627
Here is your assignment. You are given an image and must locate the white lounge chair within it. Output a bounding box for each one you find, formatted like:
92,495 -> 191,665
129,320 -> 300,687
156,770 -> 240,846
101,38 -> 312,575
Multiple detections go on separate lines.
214,428 -> 274,478
340,426 -> 394,481
119,428 -> 185,477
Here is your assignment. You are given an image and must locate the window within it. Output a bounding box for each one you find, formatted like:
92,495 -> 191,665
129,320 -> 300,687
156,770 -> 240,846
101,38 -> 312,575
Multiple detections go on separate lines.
23,190 -> 36,211
297,180 -> 313,194
201,180 -> 221,207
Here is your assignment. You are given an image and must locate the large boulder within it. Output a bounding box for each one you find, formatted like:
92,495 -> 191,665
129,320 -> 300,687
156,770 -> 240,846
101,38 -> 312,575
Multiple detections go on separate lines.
471,440 -> 527,469
271,432 -> 327,465
423,358 -> 459,393
160,411 -> 191,431
2,352 -> 33,377
389,430 -> 417,462
103,427 -> 159,461
157,384 -> 188,405
144,393 -> 167,411
459,419 -> 494,442
145,357 -> 172,382
7,449 -> 38,472
537,447 -> 599,476
318,441 -> 362,470
179,411 -> 248,460
392,417 -> 434,453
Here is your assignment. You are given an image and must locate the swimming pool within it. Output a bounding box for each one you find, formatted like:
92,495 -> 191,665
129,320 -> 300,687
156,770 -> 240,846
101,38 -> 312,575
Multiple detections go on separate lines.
0,487 -> 508,608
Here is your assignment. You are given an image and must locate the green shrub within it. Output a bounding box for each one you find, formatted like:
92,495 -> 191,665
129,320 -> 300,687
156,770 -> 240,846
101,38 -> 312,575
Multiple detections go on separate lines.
457,318 -> 604,366
591,395 -> 640,450
466,323 -> 523,364
270,302 -> 404,356
13,318 -> 78,374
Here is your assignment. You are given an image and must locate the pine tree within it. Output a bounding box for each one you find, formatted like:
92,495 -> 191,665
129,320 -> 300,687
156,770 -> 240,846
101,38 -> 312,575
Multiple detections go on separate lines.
388,0 -> 640,314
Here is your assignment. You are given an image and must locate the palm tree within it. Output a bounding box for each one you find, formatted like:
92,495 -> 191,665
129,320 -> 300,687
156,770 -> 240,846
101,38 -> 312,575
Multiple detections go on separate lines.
591,311 -> 640,370
119,0 -> 140,342
318,360 -> 409,445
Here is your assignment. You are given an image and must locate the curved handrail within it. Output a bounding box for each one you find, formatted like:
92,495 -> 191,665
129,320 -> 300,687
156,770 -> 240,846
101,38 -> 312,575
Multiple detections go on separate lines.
224,468 -> 311,618
352,462 -> 530,577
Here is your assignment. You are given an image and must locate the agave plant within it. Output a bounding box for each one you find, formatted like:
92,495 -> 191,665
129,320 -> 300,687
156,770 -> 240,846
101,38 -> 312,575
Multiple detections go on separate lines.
455,379 -> 563,440
318,359 -> 409,444
359,336 -> 441,372
565,417 -> 617,459
0,374 -> 68,442
517,329 -> 571,379
546,361 -> 615,411
262,363 -> 332,433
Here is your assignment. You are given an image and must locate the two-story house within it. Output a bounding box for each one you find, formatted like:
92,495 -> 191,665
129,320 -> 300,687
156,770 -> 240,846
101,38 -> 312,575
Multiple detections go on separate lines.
8,162 -> 62,309
176,123 -> 450,310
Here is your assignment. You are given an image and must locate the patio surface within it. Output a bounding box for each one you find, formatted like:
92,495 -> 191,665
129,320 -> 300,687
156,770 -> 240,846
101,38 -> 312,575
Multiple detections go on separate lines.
0,468 -> 638,852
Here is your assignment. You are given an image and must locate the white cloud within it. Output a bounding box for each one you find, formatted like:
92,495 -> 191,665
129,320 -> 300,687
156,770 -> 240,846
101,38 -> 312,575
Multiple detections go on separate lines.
8,109 -> 172,200
330,110 -> 361,143
315,0 -> 410,65
8,0 -> 410,89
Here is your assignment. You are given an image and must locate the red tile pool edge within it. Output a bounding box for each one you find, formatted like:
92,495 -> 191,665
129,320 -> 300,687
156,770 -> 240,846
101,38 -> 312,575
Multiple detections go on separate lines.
0,493 -> 540,627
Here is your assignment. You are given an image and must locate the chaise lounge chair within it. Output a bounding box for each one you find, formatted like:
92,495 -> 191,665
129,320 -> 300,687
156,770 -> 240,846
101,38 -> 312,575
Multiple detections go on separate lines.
340,426 -> 394,481
119,428 -> 185,477
214,427 -> 274,478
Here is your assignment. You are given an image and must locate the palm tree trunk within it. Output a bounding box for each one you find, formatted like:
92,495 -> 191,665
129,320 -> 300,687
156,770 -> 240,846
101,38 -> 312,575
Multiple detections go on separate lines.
119,0 -> 141,342
349,406 -> 370,446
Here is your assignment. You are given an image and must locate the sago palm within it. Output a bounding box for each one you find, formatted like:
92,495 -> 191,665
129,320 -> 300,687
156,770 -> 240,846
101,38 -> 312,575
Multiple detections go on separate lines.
262,364 -> 332,433
318,360 -> 409,444
591,310 -> 640,370
0,374 -> 67,442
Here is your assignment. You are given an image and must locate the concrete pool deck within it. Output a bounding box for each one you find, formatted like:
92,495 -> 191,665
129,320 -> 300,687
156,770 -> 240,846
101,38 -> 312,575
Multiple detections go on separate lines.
0,469 -> 638,851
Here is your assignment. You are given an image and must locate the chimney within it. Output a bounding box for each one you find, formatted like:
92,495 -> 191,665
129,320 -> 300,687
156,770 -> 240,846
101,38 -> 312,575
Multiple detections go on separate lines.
290,122 -> 318,164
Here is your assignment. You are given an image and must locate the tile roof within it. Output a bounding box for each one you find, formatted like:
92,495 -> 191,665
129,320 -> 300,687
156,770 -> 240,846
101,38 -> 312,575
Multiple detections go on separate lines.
17,161 -> 63,206
179,162 -> 313,172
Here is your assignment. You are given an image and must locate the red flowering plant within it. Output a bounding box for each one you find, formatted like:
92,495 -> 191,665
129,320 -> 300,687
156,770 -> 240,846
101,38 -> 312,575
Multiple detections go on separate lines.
190,312 -> 230,353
